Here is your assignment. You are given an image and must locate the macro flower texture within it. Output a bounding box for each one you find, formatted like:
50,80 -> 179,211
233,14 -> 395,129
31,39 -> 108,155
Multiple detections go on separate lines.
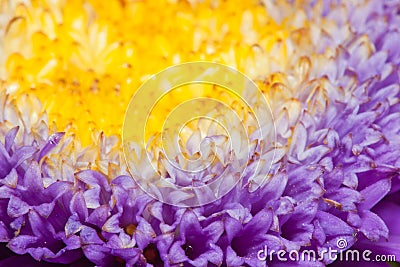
0,0 -> 400,266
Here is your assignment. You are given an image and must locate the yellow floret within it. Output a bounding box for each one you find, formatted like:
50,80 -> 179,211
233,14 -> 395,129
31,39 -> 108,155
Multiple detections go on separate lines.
0,0 -> 289,146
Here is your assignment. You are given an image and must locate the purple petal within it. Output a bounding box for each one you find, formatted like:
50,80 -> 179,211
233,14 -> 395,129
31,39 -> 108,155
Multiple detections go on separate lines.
82,188 -> 101,209
5,126 -> 19,154
226,246 -> 244,266
136,218 -> 156,249
359,179 -> 391,210
243,208 -> 273,237
86,205 -> 110,228
33,202 -> 55,218
11,147 -> 37,169
82,244 -> 113,266
0,142 -> 12,177
10,216 -> 25,232
28,210 -> 56,238
76,170 -> 111,192
315,211 -> 354,237
190,243 -> 223,266
359,210 -> 389,241
65,214 -> 83,237
180,210 -> 202,241
324,187 -> 362,211
38,132 -> 65,161
111,247 -> 140,265
7,195 -> 30,217
111,175 -> 137,189
168,241 -> 187,264
312,219 -> 326,245
8,235 -> 39,254
21,162 -> 43,193
2,168 -> 18,188
203,221 -> 224,243
102,214 -> 122,233
224,217 -> 243,242
0,221 -> 10,241
70,191 -> 88,222
80,226 -> 105,245
45,181 -> 73,199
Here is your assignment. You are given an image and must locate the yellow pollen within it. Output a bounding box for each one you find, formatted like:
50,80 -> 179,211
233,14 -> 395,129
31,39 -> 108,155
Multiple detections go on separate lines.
125,223 -> 136,236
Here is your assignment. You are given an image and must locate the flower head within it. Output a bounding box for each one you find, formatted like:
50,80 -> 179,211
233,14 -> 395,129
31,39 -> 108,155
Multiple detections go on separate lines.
0,0 -> 399,267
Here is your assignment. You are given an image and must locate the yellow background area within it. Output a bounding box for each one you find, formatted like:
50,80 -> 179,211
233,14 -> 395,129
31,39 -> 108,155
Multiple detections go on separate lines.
0,0 -> 289,145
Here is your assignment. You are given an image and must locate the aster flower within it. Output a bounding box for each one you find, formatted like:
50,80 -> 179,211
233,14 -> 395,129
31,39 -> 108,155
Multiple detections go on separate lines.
0,0 -> 399,267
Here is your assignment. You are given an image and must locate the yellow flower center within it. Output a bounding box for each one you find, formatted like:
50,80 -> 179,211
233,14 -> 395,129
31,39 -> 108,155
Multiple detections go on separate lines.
1,0 -> 289,145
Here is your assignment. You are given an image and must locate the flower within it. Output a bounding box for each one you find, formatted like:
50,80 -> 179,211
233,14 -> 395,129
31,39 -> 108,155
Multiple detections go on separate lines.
0,0 -> 399,267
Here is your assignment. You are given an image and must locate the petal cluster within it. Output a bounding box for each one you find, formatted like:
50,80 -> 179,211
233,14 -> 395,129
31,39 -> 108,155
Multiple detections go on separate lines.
0,0 -> 399,267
